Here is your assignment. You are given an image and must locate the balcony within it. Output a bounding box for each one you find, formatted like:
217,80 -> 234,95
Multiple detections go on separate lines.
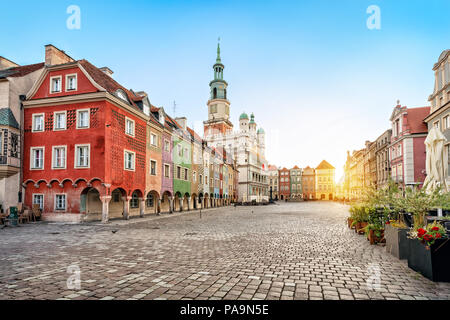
0,155 -> 20,178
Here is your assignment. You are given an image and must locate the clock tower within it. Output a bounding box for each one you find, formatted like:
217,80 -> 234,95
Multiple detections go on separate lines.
204,41 -> 233,136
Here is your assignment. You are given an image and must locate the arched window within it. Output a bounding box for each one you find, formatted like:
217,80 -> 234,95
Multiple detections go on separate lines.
213,87 -> 217,99
146,193 -> 154,207
224,89 -> 227,99
130,191 -> 139,208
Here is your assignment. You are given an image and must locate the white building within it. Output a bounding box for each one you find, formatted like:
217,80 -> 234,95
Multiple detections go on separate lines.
203,43 -> 269,202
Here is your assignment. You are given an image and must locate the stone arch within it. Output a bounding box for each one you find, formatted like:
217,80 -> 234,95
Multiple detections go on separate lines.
183,192 -> 190,211
161,190 -> 172,213
174,191 -> 182,212
191,193 -> 198,210
109,187 -> 127,219
80,186 -> 102,219
145,190 -> 160,214
130,189 -> 144,216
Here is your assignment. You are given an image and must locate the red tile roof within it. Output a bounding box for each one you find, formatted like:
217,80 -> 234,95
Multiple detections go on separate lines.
406,106 -> 430,134
0,62 -> 44,78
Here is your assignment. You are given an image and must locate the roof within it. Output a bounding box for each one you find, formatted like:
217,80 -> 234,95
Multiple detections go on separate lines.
239,112 -> 249,120
291,165 -> 300,169
316,160 -> 335,170
78,59 -> 144,111
0,108 -> 19,129
257,128 -> 264,134
0,62 -> 44,79
268,164 -> 278,171
406,106 -> 430,134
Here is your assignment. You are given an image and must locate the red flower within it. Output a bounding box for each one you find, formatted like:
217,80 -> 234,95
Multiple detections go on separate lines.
386,221 -> 390,225
431,226 -> 440,231
435,233 -> 442,239
417,228 -> 426,237
423,234 -> 433,241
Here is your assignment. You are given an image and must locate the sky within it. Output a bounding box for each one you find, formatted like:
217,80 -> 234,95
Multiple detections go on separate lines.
2,0 -> 450,181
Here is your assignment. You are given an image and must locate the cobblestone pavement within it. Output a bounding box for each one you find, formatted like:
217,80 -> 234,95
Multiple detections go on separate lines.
1,202 -> 449,300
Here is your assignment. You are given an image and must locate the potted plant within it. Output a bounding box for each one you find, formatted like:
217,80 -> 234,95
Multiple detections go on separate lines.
407,221 -> 450,282
385,219 -> 410,259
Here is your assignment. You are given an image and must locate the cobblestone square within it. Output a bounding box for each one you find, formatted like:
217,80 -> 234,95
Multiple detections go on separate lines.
1,202 -> 449,300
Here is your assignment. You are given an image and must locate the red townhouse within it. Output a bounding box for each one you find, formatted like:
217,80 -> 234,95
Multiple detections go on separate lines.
23,45 -> 148,222
278,167 -> 290,200
389,102 -> 430,190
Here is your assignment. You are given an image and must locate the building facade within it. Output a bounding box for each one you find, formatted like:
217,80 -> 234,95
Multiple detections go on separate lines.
389,103 -> 429,190
278,167 -> 290,200
424,49 -> 450,190
289,166 -> 302,199
302,166 -> 315,200
268,164 -> 279,200
315,160 -> 335,200
375,129 -> 392,189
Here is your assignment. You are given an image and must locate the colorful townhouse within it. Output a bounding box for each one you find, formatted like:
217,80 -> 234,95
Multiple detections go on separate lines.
289,165 -> 302,199
315,160 -> 335,200
302,166 -> 315,200
279,167 -> 290,200
389,102 -> 430,189
23,45 -> 148,222
268,165 -> 279,200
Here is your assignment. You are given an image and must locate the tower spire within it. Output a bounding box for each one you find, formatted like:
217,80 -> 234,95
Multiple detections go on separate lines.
216,37 -> 221,63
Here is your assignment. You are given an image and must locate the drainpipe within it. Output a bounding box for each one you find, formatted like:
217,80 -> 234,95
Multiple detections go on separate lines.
19,95 -> 26,205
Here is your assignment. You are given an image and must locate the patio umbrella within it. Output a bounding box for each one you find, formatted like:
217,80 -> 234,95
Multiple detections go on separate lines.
424,126 -> 448,193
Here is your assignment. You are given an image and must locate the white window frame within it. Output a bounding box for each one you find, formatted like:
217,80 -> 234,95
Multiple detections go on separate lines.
164,163 -> 170,178
76,109 -> 90,129
444,115 -> 450,130
184,168 -> 188,181
54,194 -> 67,211
434,120 -> 440,130
33,194 -> 44,210
65,73 -> 77,91
50,75 -> 62,93
150,133 -> 157,146
52,145 -> 67,169
150,159 -> 157,176
75,144 -> 90,168
176,165 -> 181,179
53,111 -> 67,131
125,117 -> 135,137
124,149 -> 135,171
193,171 -> 197,183
30,146 -> 45,170
164,139 -> 170,152
32,113 -> 45,132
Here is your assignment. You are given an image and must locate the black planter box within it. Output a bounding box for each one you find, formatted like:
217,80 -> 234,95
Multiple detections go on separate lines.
385,224 -> 409,260
407,238 -> 450,282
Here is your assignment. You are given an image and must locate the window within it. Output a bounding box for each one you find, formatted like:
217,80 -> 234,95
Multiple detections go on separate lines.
125,118 -> 135,136
178,144 -> 183,157
146,194 -> 154,207
184,148 -> 188,159
33,194 -> 44,210
55,194 -> 66,210
199,174 -> 203,184
130,192 -> 139,208
205,175 -> 208,185
434,120 -> 440,130
50,76 -> 62,93
54,111 -> 66,130
75,144 -> 90,168
52,146 -> 66,169
164,140 -> 170,152
398,164 -> 403,178
176,166 -> 181,179
31,147 -> 44,169
124,150 -> 135,170
66,74 -> 77,91
32,114 -> 44,132
193,171 -> 197,182
444,115 -> 450,130
150,160 -> 157,175
150,133 -> 157,146
164,164 -> 170,178
398,145 -> 402,157
184,168 -> 188,181
77,109 -> 89,129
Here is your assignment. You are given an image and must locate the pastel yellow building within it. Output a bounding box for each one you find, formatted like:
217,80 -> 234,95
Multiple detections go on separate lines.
315,160 -> 335,200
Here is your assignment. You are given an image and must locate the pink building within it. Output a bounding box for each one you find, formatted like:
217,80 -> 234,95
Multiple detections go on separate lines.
389,103 -> 430,189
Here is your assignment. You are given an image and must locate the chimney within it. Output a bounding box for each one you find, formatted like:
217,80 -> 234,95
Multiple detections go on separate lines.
0,56 -> 19,70
175,117 -> 187,131
45,44 -> 75,66
99,67 -> 114,78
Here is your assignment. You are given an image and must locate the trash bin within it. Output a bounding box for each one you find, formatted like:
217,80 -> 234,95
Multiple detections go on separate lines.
9,206 -> 18,226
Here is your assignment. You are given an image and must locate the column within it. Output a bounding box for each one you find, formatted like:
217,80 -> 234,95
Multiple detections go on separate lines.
157,198 -> 162,215
169,196 -> 174,213
139,198 -> 145,217
123,196 -> 131,220
187,198 -> 191,211
179,197 -> 183,212
100,195 -> 111,224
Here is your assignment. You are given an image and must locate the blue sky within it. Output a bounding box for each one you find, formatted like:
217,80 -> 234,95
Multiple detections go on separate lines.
2,0 -> 450,180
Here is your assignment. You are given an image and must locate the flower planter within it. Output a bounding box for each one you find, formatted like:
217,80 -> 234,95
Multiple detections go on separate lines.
407,238 -> 450,282
347,218 -> 353,229
385,224 -> 409,260
368,229 -> 385,245
356,222 -> 368,235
